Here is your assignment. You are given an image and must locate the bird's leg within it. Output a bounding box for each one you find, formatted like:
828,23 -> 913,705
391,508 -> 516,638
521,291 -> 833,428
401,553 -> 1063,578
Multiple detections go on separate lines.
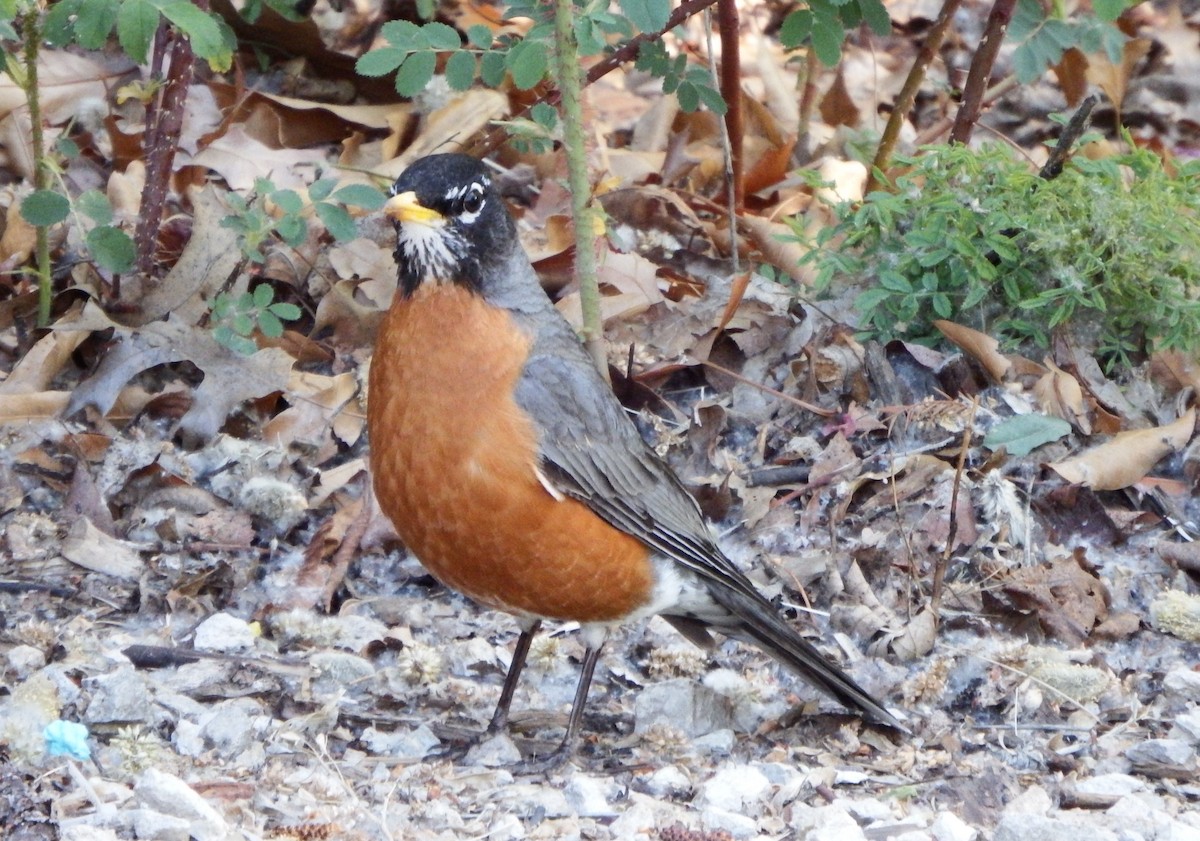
429,620 -> 541,760
483,620 -> 540,735
514,642 -> 602,774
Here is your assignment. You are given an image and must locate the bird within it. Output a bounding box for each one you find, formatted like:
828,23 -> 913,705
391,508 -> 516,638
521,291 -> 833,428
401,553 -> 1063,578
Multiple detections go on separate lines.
367,153 -> 903,771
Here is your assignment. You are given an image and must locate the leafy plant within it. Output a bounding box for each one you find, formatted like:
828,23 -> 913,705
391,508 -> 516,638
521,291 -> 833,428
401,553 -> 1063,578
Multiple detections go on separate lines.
221,177 -> 386,263
800,143 -> 1200,369
778,0 -> 891,66
210,285 -> 302,356
1007,0 -> 1132,83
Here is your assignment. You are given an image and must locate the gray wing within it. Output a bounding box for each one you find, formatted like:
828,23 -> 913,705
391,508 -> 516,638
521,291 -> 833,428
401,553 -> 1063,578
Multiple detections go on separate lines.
512,341 -> 763,602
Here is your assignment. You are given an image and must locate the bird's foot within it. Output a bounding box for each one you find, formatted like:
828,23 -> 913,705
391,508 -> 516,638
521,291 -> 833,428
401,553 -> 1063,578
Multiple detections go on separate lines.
510,740 -> 578,776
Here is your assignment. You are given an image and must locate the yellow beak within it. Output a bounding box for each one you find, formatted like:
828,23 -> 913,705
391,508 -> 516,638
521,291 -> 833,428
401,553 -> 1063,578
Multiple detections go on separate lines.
384,191 -> 445,226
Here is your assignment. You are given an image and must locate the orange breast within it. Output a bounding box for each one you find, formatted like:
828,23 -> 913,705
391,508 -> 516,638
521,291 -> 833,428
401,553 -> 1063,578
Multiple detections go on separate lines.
368,284 -> 654,622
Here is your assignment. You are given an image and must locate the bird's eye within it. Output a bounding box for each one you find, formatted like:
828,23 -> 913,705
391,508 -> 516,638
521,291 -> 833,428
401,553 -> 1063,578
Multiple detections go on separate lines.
461,185 -> 485,215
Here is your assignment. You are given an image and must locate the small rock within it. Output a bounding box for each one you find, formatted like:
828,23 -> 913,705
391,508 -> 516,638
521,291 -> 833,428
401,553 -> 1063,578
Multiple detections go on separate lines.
1164,668 -> 1200,703
6,645 -> 46,677
60,829 -> 122,841
564,774 -> 615,817
1170,710 -> 1200,746
804,805 -> 868,841
702,806 -> 759,839
691,728 -> 736,757
844,796 -> 891,822
172,719 -> 205,757
200,698 -> 263,758
932,810 -> 978,841
361,724 -> 441,758
134,769 -> 228,841
644,765 -> 691,798
634,678 -> 734,737
192,613 -> 256,653
1125,739 -> 1197,778
994,815 -> 1072,841
129,808 -> 192,841
465,733 -> 522,767
695,764 -> 771,815
84,669 -> 152,725
1002,785 -> 1052,816
1074,773 -> 1147,797
309,650 -> 375,684
608,800 -> 657,840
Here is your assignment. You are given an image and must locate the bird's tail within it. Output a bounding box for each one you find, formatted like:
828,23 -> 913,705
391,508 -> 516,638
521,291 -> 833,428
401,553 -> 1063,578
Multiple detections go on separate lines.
708,587 -> 907,732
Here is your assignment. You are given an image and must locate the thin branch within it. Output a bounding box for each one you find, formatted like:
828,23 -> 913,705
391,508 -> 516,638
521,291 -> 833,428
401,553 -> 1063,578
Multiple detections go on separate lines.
1039,93 -> 1099,180
22,7 -> 50,326
949,0 -> 1017,144
715,0 -> 742,210
866,0 -> 963,193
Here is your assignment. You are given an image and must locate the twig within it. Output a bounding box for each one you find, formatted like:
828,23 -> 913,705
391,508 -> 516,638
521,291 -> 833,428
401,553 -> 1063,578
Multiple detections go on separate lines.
1039,93 -> 1099,180
933,399 -> 977,610
866,0 -> 963,193
949,0 -> 1018,144
701,358 -> 837,417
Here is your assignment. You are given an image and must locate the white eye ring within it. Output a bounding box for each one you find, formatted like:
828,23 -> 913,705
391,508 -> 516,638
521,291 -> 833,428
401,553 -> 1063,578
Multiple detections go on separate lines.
461,184 -> 485,215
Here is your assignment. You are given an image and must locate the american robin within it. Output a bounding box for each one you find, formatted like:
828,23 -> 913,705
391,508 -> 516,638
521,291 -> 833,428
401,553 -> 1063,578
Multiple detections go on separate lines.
368,154 -> 903,770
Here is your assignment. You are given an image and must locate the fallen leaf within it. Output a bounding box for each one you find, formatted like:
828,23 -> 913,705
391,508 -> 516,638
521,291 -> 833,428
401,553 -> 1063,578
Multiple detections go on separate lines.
1050,410 -> 1196,490
935,320 -> 1012,382
61,517 -> 144,579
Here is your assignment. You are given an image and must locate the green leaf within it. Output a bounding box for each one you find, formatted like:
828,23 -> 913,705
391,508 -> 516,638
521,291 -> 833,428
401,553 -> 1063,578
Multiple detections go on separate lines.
810,9 -> 844,65
156,1 -> 231,71
778,9 -> 812,49
695,83 -> 728,115
270,188 -> 304,214
274,214 -> 307,245
231,313 -> 256,336
983,414 -> 1072,457
77,189 -> 113,224
619,0 -> 670,33
257,309 -> 284,338
315,202 -> 358,241
422,21 -> 461,50
331,183 -> 386,210
530,101 -> 557,130
117,0 -> 159,63
380,20 -> 424,49
858,0 -> 890,36
445,49 -> 477,91
307,178 -> 335,202
506,39 -> 548,90
86,225 -> 135,272
675,81 -> 698,112
268,302 -> 302,321
480,49 -> 507,87
356,46 -> 408,77
252,283 -> 273,308
21,191 -> 70,226
44,0 -> 84,45
395,50 -> 437,96
75,0 -> 119,49
214,325 -> 258,356
466,24 -> 494,49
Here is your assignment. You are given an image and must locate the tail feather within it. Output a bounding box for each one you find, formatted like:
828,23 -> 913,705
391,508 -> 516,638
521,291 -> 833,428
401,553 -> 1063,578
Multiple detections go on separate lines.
697,588 -> 907,732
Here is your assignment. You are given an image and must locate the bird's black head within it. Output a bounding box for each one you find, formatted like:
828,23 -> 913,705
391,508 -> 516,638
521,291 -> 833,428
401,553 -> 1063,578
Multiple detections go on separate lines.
386,154 -> 516,298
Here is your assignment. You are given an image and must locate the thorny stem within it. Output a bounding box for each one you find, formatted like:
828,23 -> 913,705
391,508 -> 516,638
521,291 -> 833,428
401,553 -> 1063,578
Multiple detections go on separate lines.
553,0 -> 607,379
22,6 -> 51,326
866,0 -> 962,193
133,11 -> 201,290
705,8 -> 739,274
715,0 -> 742,210
949,0 -> 1017,144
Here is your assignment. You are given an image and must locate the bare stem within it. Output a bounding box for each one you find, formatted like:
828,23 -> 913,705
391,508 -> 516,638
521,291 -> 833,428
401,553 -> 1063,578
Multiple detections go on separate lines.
866,0 -> 962,193
949,0 -> 1017,144
22,6 -> 50,326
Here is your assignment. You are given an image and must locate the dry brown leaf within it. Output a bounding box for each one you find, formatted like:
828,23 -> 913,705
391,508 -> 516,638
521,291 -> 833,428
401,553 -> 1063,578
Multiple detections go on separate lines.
60,302 -> 294,442
1049,410 -> 1196,490
1086,37 -> 1152,117
185,124 -> 326,190
994,549 -> 1108,645
934,320 -> 1012,382
0,328 -> 87,394
377,90 -> 508,178
61,517 -> 144,580
0,193 -> 36,264
263,371 -> 363,463
128,185 -> 243,326
0,51 -> 132,124
1034,358 -> 1090,434
739,214 -> 810,285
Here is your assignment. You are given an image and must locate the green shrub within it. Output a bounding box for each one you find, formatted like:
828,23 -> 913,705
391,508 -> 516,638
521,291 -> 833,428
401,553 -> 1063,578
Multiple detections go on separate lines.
800,143 -> 1200,368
